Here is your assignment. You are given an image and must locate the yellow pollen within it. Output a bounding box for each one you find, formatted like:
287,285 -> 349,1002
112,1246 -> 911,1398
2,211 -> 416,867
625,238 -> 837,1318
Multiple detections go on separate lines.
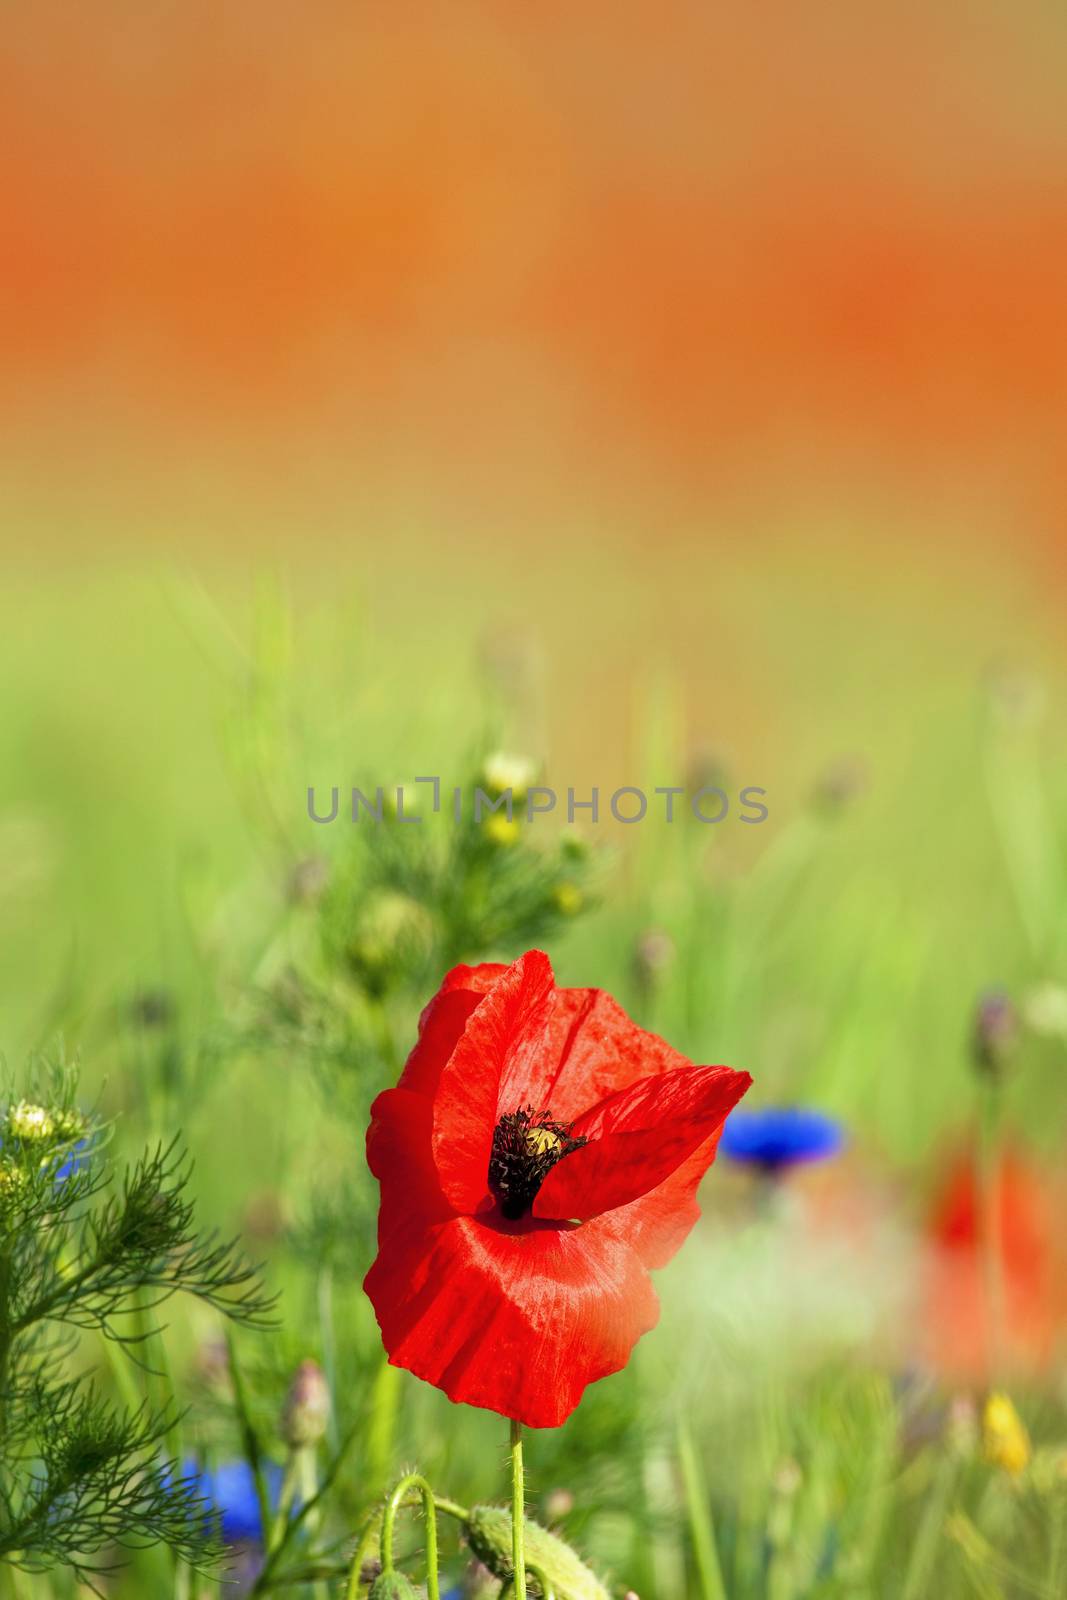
527,1126 -> 563,1159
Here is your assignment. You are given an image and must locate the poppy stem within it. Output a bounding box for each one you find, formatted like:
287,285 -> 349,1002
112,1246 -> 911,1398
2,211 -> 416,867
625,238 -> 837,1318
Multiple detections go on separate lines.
378,1472 -> 440,1599
510,1418 -> 527,1600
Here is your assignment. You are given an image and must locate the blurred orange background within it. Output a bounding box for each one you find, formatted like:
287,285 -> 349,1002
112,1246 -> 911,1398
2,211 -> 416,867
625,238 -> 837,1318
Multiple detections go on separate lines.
4,1 -> 1067,567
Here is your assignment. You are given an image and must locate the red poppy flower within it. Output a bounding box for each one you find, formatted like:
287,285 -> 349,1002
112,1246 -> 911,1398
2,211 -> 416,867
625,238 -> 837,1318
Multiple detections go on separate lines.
922,1144 -> 1067,1380
363,950 -> 751,1428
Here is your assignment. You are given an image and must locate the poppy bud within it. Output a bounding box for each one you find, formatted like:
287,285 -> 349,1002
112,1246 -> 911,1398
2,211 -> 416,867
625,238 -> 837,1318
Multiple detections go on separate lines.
465,1506 -> 609,1600
972,991 -> 1019,1078
281,1359 -> 330,1449
368,1572 -> 420,1599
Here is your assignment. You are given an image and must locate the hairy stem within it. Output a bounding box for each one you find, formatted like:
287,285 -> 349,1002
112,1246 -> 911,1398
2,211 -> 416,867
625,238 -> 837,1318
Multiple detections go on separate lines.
343,1511 -> 381,1600
379,1473 -> 439,1600
510,1418 -> 527,1600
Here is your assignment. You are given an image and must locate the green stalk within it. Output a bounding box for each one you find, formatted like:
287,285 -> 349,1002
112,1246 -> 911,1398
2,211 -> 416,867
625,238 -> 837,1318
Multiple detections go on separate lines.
677,1417 -> 727,1600
297,1448 -> 329,1600
511,1419 -> 527,1600
366,1359 -> 401,1492
266,1450 -> 301,1557
901,1449 -> 959,1600
343,1511 -> 382,1600
1048,1485 -> 1066,1600
378,1473 -> 440,1600
502,1564 -> 557,1599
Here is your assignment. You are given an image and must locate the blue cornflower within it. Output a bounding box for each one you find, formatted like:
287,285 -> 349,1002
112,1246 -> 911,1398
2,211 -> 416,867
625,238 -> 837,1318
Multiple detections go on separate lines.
718,1107 -> 844,1171
53,1138 -> 91,1184
185,1460 -> 284,1545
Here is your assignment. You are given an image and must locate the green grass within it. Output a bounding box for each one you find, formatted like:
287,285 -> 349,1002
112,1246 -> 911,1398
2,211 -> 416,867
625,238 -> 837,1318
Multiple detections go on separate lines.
1,559 -> 1066,1598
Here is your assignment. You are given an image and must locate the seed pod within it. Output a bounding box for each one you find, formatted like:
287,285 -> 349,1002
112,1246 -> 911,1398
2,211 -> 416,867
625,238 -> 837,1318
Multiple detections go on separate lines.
466,1505 -> 610,1600
368,1571 -> 421,1599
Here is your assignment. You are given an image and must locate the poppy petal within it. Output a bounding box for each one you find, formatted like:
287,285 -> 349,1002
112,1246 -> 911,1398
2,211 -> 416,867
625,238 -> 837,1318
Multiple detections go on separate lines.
367,1087 -> 453,1241
532,1064 -> 750,1221
502,986 -> 696,1123
363,1211 -> 659,1428
398,962 -> 510,1099
589,1132 -> 724,1269
431,950 -> 555,1213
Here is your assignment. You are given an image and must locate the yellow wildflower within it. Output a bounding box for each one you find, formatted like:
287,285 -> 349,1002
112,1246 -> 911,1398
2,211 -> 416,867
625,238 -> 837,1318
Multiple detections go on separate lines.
982,1392 -> 1031,1476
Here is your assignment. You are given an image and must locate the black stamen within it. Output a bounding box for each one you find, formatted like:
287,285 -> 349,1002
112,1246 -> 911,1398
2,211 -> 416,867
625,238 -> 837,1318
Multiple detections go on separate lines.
488,1106 -> 587,1219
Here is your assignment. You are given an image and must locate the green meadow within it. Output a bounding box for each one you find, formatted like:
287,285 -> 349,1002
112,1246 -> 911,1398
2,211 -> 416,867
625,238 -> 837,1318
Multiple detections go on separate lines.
1,551 -> 1066,1599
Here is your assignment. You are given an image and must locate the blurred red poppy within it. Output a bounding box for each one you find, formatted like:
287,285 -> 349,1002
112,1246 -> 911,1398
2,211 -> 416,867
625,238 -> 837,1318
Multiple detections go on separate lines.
364,949 -> 750,1427
923,1144 -> 1067,1380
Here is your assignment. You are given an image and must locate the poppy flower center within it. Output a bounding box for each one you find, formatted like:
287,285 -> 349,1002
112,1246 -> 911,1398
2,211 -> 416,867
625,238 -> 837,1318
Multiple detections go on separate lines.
488,1106 -> 587,1219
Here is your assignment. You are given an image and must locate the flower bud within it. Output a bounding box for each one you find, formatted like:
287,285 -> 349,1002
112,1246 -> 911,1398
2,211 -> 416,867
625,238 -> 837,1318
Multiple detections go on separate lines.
0,1164 -> 28,1202
982,1391 -> 1030,1476
6,1102 -> 55,1143
483,813 -> 522,848
281,1360 -> 330,1449
344,890 -> 433,997
481,753 -> 536,801
466,1506 -> 609,1600
972,991 -> 1019,1079
52,1108 -> 88,1142
552,882 -> 583,917
368,1572 -> 420,1599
